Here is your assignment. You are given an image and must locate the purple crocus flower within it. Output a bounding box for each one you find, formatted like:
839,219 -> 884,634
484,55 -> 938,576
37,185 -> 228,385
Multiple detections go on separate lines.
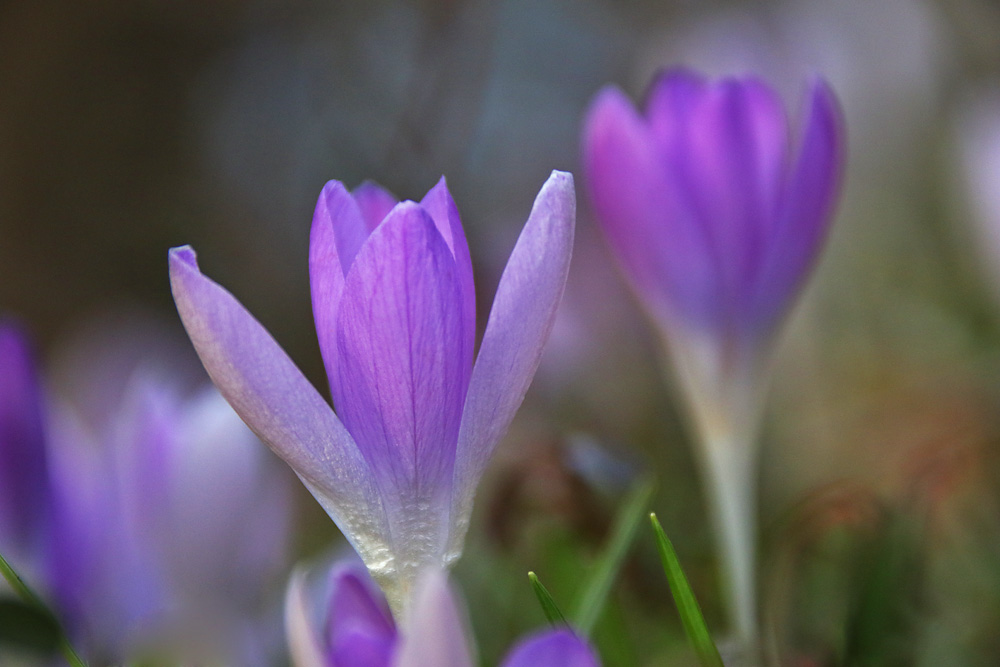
582,69 -> 843,642
285,562 -> 599,667
170,171 -> 575,616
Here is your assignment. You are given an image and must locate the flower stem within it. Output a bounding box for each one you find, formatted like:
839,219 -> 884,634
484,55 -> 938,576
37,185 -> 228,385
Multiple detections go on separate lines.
700,429 -> 758,649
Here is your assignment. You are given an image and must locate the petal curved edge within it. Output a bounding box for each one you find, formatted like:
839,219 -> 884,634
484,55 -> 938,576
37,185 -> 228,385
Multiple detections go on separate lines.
311,181 -> 366,391
420,177 -> 476,362
446,171 -> 576,558
753,78 -> 844,331
392,570 -> 475,667
169,245 -> 390,566
583,86 -> 718,329
500,629 -> 601,667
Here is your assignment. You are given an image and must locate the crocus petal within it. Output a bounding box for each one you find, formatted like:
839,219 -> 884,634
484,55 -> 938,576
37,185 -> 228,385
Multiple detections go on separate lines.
500,629 -> 601,667
353,181 -> 399,232
583,87 -> 718,329
311,181 -> 368,390
169,246 -> 391,571
446,170 -> 575,559
753,77 -> 843,332
286,570 -> 328,667
420,177 -> 476,363
327,566 -> 396,666
0,321 -> 51,556
673,77 -> 789,334
333,203 -> 468,502
392,570 -> 475,667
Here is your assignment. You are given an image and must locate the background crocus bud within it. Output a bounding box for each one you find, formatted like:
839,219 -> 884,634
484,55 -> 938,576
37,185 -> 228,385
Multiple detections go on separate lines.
582,68 -> 844,644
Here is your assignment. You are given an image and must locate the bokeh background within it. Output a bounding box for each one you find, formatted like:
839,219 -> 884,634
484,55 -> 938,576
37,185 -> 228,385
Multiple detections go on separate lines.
5,0 -> 1000,663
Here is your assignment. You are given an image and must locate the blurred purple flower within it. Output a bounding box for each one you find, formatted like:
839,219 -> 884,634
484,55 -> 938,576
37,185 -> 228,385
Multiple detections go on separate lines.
582,68 -> 843,641
285,562 -> 599,667
48,380 -> 293,663
584,68 -> 842,369
170,171 -> 575,616
0,321 -> 293,664
0,322 -> 53,577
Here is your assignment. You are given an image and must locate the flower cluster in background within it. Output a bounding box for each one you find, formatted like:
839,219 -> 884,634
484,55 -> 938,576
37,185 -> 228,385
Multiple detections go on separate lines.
3,0 -> 1000,665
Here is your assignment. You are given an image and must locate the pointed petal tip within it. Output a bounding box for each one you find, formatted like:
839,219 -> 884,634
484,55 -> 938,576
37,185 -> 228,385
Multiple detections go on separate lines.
320,179 -> 350,197
168,245 -> 198,269
546,169 -> 574,187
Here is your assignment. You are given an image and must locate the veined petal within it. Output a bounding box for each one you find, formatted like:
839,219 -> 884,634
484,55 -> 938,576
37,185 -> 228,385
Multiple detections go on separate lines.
420,178 -> 476,365
583,87 -> 718,329
311,181 -> 368,392
169,246 -> 391,571
392,570 -> 475,667
446,171 -> 575,559
333,203 -> 467,499
753,78 -> 843,332
500,629 -> 601,667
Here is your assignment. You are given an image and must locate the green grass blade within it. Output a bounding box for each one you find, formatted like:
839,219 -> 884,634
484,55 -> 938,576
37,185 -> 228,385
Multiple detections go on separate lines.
0,551 -> 87,667
528,571 -> 569,626
573,477 -> 655,637
650,513 -> 724,667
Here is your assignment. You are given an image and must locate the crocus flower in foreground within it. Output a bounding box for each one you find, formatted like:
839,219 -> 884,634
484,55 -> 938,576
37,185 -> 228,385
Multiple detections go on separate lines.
583,69 -> 843,641
285,562 -> 600,667
170,171 -> 575,616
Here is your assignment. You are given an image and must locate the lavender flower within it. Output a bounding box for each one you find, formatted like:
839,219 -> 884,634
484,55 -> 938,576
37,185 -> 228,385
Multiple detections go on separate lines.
0,322 -> 52,578
285,562 -> 599,667
47,380 -> 293,663
582,69 -> 843,641
0,321 -> 293,664
170,171 -> 575,616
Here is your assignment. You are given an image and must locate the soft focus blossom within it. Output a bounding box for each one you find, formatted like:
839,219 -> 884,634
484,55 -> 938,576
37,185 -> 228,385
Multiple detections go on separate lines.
0,322 -> 53,578
49,380 -> 293,663
582,68 -> 843,641
170,171 -> 575,616
285,561 -> 599,667
0,322 -> 293,665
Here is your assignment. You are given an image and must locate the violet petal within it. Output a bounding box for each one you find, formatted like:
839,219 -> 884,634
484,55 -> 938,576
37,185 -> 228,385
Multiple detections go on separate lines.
753,77 -> 843,332
0,322 -> 51,558
311,181 -> 368,391
500,629 -> 601,667
420,177 -> 476,361
333,203 -> 467,505
169,246 -> 391,567
583,87 -> 718,329
392,570 -> 474,667
446,171 -> 575,558
353,181 -> 398,232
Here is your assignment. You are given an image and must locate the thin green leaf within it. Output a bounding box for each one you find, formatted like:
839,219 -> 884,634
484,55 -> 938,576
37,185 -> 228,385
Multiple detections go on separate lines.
0,551 -> 88,667
573,477 -> 655,637
650,513 -> 724,667
528,571 -> 569,627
